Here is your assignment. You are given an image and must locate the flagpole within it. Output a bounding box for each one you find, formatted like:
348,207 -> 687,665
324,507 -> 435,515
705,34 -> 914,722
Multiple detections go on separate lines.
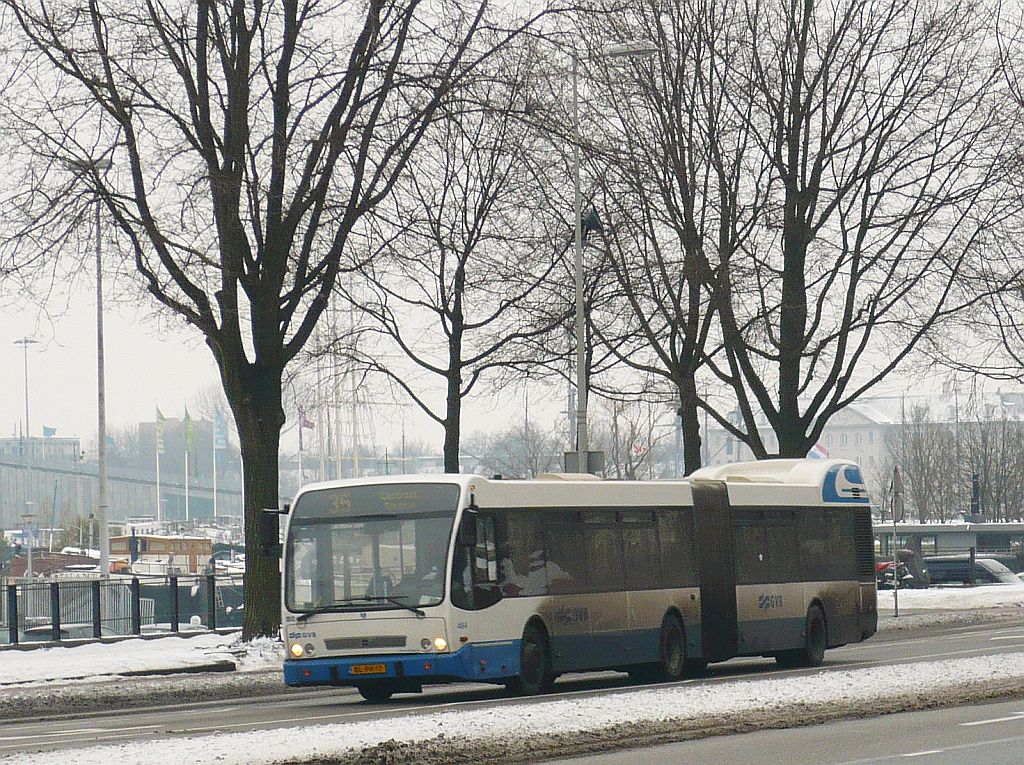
156,439 -> 161,523
185,445 -> 190,525
298,421 -> 304,484
212,413 -> 218,518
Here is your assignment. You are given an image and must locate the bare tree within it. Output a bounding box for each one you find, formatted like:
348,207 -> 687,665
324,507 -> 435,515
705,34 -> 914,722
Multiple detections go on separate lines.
3,0 -> 554,637
707,0 -> 1011,458
578,0 -> 757,474
587,0 -> 1012,461
885,404 -> 958,522
343,44 -> 568,472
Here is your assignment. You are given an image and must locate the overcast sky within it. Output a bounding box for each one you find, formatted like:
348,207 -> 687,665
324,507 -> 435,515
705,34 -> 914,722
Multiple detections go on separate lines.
0,280 -> 561,458
1,281 -> 218,446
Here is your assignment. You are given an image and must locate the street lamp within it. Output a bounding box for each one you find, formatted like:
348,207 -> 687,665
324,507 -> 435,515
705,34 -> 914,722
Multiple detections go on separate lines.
569,40 -> 657,474
89,156 -> 113,576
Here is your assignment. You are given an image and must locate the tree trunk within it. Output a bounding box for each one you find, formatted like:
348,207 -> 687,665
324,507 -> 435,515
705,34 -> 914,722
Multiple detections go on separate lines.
222,362 -> 286,639
677,377 -> 703,475
442,373 -> 462,474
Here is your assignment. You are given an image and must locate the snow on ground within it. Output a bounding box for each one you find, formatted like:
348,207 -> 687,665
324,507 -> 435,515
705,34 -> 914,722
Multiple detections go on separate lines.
0,633 -> 282,687
5,652 -> 1024,765
0,585 -> 1022,764
877,582 -> 1024,610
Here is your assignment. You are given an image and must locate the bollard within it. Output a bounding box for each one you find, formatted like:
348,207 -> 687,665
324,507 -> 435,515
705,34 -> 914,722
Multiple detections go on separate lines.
6,583 -> 17,645
92,579 -> 102,639
50,582 -> 61,642
169,575 -> 179,633
130,577 -> 142,635
206,573 -> 217,631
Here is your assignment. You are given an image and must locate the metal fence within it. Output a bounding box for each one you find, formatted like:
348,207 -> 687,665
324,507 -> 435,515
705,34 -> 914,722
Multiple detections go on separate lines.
1,573 -> 244,645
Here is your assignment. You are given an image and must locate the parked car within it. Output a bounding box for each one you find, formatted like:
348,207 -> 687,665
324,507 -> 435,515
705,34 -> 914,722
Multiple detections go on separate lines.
922,555 -> 1021,586
19,623 -> 118,642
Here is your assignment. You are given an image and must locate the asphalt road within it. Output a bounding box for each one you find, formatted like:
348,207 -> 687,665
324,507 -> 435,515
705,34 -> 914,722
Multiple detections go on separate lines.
2,619 -> 1023,759
543,697 -> 1024,765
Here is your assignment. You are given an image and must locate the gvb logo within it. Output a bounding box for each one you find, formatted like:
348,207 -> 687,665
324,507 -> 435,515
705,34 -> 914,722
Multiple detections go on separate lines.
757,593 -> 784,610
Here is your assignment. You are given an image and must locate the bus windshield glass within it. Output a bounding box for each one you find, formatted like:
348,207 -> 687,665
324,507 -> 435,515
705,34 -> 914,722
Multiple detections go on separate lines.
285,483 -> 460,613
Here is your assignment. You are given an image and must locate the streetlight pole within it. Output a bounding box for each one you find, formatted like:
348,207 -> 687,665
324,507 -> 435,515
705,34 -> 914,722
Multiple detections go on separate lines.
14,336 -> 39,523
572,56 -> 588,474
568,40 -> 657,474
92,157 -> 112,577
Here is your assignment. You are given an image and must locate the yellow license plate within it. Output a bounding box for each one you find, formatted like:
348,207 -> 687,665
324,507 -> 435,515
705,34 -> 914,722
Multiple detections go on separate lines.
350,663 -> 387,675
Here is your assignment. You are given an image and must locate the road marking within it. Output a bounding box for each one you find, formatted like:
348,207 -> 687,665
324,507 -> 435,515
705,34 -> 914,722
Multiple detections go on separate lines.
961,711 -> 1024,727
0,728 -> 110,741
989,635 -> 1024,641
902,750 -> 943,757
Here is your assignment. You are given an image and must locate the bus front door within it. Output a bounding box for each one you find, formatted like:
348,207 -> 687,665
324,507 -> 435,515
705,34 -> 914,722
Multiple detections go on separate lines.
692,480 -> 737,662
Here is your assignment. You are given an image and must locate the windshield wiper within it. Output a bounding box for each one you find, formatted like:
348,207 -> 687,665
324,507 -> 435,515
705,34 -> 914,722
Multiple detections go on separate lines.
299,595 -> 426,618
362,595 -> 426,617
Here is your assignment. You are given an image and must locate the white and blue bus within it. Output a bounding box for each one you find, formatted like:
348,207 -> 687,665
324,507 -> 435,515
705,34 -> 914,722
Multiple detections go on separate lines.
278,459 -> 876,701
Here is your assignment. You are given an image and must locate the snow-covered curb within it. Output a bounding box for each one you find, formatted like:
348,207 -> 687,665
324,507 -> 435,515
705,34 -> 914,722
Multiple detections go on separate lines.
6,651 -> 1024,765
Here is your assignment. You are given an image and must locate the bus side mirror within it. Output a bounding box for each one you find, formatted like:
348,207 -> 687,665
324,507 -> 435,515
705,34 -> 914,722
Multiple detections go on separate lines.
258,507 -> 286,557
458,513 -> 478,548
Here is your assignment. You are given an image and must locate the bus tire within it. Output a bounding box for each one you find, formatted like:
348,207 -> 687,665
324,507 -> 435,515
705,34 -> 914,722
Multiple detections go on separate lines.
776,605 -> 827,668
356,683 -> 395,703
507,621 -> 552,696
656,612 -> 687,681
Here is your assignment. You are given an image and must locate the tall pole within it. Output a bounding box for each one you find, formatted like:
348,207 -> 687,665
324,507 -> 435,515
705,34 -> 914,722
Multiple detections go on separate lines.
95,196 -> 110,577
572,56 -> 588,474
14,337 -> 39,523
212,414 -> 218,517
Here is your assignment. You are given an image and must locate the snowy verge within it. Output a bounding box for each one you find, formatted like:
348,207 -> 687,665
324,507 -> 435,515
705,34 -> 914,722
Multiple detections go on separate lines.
877,582 -> 1024,610
6,651 -> 1024,765
0,633 -> 283,687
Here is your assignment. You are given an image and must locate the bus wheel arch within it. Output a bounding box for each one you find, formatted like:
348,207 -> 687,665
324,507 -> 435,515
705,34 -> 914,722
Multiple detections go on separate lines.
507,617 -> 553,696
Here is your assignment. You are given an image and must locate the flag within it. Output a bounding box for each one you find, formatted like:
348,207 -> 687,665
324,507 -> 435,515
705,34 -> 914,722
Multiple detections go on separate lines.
298,408 -> 314,452
183,406 -> 194,452
213,409 -> 228,450
807,442 -> 829,459
155,407 -> 166,454
42,426 -> 56,438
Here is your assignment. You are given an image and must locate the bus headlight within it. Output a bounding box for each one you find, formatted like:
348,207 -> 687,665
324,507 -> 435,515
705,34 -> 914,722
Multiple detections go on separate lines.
289,643 -> 304,658
420,638 -> 432,651
433,636 -> 448,652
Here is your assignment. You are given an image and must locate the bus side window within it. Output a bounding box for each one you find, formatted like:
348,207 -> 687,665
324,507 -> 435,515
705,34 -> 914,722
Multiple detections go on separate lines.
475,515 -> 498,583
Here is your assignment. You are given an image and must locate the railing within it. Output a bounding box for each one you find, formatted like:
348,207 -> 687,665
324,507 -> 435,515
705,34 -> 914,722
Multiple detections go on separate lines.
0,573 -> 244,646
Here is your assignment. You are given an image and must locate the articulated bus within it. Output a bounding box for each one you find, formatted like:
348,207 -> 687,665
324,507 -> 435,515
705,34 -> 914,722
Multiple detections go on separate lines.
278,459 -> 877,701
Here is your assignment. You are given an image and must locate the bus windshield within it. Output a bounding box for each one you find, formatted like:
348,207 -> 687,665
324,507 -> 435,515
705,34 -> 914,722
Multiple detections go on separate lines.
285,483 -> 460,614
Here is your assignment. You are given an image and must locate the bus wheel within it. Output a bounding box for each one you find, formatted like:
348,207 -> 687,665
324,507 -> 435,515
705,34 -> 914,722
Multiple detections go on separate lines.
357,683 -> 395,703
657,613 -> 687,681
776,605 -> 827,668
507,622 -> 552,696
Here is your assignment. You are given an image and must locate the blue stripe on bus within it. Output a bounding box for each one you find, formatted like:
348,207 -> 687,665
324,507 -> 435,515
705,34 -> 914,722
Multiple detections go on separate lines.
283,641 -> 523,686
284,620 -> 720,688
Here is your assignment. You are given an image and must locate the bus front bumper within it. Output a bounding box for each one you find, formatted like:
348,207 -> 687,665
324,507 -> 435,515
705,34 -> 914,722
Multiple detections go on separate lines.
284,641 -> 520,687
